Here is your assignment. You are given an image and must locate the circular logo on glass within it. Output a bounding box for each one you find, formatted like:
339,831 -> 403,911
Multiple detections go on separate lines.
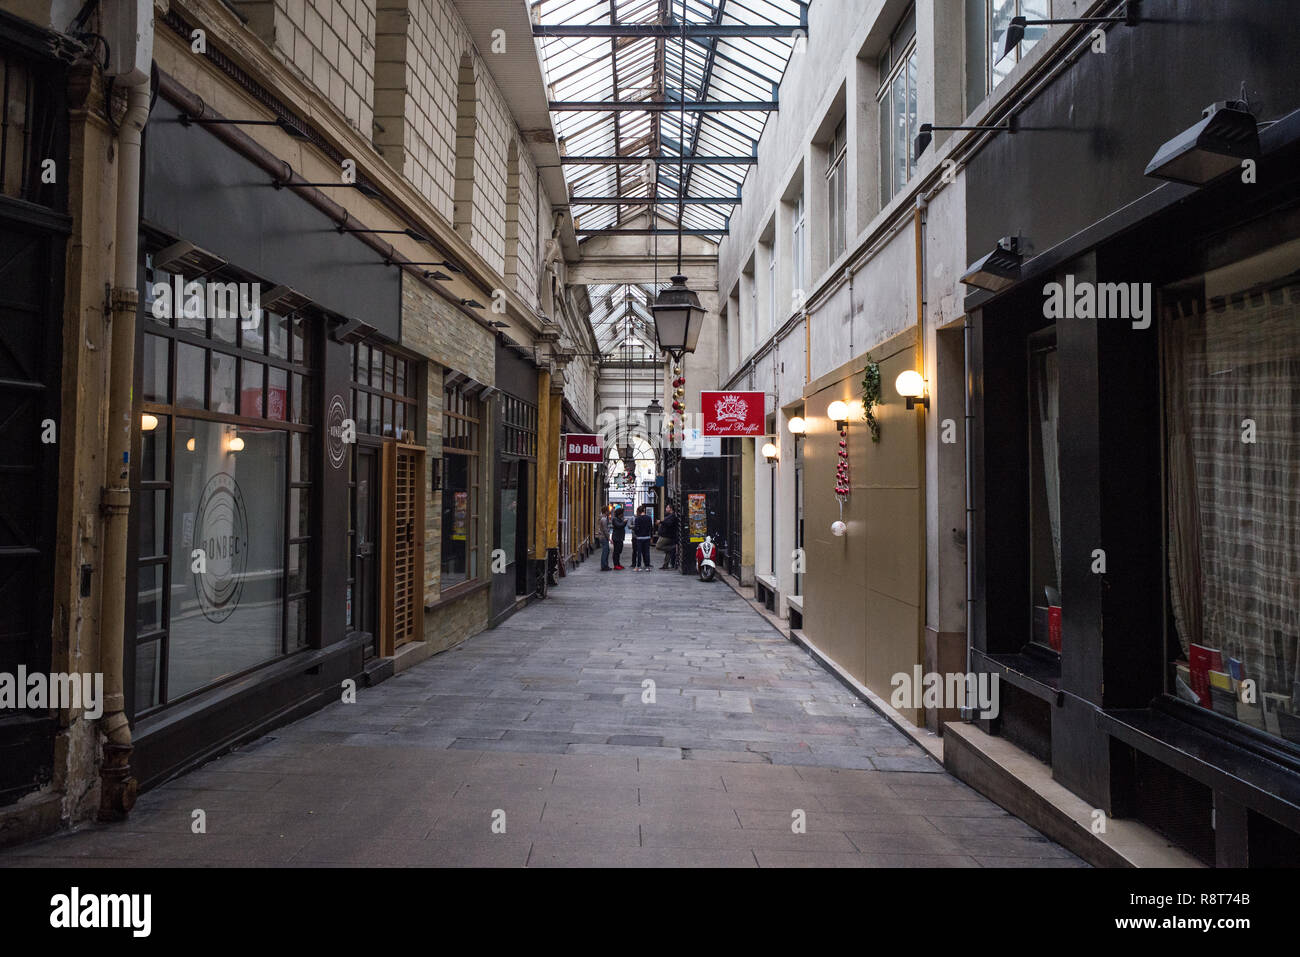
326,393 -> 349,470
192,471 -> 250,623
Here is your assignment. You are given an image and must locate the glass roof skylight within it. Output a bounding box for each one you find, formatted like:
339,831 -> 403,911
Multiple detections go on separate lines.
533,0 -> 806,239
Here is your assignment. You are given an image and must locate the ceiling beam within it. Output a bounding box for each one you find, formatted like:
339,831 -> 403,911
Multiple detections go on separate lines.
577,228 -> 728,236
534,24 -> 804,38
550,100 -> 776,111
562,154 -> 755,165
570,195 -> 738,204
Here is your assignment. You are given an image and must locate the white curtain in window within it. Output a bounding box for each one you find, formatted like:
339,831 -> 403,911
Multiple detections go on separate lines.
1164,282 -> 1300,707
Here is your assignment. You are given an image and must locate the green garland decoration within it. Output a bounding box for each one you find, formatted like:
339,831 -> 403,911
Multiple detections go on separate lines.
861,356 -> 882,443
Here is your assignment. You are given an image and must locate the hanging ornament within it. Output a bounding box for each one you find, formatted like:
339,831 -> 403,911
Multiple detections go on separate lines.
834,426 -> 851,501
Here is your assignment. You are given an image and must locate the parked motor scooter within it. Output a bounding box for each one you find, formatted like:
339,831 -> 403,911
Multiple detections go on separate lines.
695,534 -> 724,582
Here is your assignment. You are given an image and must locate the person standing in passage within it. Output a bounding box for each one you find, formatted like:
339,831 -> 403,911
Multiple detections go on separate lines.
610,506 -> 627,570
598,505 -> 612,571
655,502 -> 679,570
633,505 -> 654,572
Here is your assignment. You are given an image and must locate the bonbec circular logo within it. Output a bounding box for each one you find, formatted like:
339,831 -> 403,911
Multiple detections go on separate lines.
192,471 -> 250,622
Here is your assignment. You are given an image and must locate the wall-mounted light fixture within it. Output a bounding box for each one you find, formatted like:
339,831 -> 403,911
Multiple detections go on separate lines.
827,400 -> 850,431
140,413 -> 158,432
999,1 -> 1141,62
226,430 -> 245,453
787,415 -> 806,435
1144,101 -> 1260,186
915,116 -> 1016,157
761,441 -> 779,464
960,236 -> 1023,292
422,270 -> 452,282
895,370 -> 929,410
186,437 -> 196,452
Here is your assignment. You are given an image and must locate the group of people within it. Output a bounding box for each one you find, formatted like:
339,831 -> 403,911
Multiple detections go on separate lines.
598,502 -> 678,572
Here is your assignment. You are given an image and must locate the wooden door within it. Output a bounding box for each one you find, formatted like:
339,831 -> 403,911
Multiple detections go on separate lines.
379,441 -> 424,656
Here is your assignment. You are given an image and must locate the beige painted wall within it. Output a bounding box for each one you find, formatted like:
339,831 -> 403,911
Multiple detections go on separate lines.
803,330 -> 924,724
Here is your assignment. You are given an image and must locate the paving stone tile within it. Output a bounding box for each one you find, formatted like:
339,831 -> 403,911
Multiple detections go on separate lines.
0,559 -> 1079,869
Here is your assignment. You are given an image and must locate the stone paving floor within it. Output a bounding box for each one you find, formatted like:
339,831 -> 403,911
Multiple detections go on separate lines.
0,559 -> 1084,867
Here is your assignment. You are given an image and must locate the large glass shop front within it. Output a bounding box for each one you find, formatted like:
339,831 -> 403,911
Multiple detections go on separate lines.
133,245 -> 316,713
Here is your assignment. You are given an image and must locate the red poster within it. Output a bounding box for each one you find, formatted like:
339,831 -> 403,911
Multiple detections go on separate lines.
700,391 -> 765,437
563,433 -> 603,462
1188,643 -> 1223,709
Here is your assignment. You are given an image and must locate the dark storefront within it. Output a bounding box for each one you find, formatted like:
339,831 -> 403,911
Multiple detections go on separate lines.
964,0 -> 1300,865
0,13 -> 68,807
127,91 -> 403,788
491,338 -> 540,623
671,452 -> 728,576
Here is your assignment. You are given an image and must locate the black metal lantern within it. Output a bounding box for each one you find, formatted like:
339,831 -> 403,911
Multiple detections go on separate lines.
651,274 -> 705,362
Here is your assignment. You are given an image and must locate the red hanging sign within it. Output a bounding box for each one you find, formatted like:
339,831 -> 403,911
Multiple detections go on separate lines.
700,391 -> 765,436
563,433 -> 604,462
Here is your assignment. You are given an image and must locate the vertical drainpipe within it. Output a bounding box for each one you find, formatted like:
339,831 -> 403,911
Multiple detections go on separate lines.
98,72 -> 153,821
914,195 -> 928,725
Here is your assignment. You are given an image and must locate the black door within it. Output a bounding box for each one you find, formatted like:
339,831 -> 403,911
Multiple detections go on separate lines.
0,202 -> 66,804
351,445 -> 380,656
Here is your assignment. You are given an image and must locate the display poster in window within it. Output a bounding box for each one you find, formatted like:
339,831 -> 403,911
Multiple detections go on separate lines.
688,493 -> 708,543
452,491 -> 469,541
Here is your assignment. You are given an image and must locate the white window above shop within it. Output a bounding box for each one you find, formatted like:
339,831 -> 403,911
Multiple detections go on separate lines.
878,5 -> 918,205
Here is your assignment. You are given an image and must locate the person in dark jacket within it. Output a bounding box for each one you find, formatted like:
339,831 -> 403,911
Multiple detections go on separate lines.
632,505 -> 654,572
598,505 -> 612,571
610,506 -> 627,570
655,503 -> 679,569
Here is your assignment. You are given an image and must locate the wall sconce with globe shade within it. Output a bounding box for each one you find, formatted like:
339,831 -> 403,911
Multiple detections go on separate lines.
895,370 -> 929,410
226,430 -> 245,453
141,413 -> 158,432
787,415 -> 806,435
826,400 -> 850,431
761,441 -> 779,464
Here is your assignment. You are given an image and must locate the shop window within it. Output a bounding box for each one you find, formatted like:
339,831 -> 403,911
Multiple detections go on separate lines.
1162,275 -> 1300,745
0,49 -> 61,208
827,117 -> 848,263
441,384 -> 483,585
878,5 -> 918,205
133,246 -> 315,714
351,341 -> 419,439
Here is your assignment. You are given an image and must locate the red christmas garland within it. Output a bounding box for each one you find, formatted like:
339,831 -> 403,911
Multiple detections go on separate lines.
835,426 -> 850,499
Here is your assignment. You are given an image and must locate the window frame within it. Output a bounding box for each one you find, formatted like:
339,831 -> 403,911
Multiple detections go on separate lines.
827,116 -> 849,264
877,7 -> 919,206
440,384 -> 484,587
134,245 -> 316,716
